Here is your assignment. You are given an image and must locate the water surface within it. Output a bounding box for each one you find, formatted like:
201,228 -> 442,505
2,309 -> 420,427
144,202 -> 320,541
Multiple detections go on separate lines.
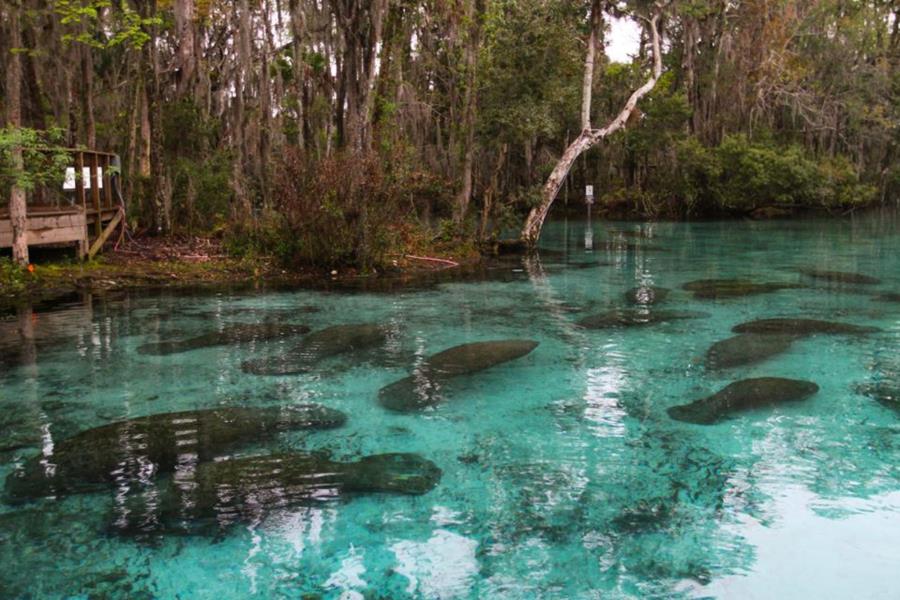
1,210 -> 898,598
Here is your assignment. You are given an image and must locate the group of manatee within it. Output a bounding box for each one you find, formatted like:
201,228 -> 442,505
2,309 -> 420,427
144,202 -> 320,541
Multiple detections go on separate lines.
3,403 -> 443,533
6,317 -> 544,533
575,267 -> 891,424
5,264 -> 894,532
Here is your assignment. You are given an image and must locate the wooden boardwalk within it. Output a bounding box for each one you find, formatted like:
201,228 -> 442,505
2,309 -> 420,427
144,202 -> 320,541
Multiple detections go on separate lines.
1,149 -> 124,259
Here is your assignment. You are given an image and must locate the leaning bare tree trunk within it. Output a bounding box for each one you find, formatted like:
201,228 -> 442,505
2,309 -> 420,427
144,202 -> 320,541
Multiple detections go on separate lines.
6,2 -> 29,265
520,7 -> 665,247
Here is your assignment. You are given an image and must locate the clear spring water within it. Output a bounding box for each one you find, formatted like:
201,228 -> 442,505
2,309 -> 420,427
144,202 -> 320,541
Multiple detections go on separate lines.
1,210 -> 899,599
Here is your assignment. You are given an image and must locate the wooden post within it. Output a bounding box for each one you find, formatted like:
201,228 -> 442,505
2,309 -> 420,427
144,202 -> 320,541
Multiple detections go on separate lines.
103,155 -> 112,208
90,152 -> 101,237
75,151 -> 85,212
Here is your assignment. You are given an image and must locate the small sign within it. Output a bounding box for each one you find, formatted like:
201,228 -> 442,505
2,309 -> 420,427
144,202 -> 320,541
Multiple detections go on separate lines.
63,167 -> 103,190
585,184 -> 594,205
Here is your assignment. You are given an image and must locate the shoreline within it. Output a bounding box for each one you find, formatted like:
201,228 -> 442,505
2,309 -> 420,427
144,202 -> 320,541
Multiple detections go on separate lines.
0,235 -> 483,312
4,205 -> 896,311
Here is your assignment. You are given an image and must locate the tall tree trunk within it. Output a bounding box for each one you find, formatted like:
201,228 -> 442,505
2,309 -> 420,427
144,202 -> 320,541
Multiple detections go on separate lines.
580,0 -> 601,131
479,142 -> 507,241
140,0 -> 167,233
453,0 -> 483,226
6,1 -> 29,265
173,0 -> 197,98
520,8 -> 665,247
81,39 -> 96,147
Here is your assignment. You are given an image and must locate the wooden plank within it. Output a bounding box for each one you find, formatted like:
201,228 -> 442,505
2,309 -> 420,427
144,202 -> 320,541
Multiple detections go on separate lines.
0,211 -> 87,249
87,209 -> 123,259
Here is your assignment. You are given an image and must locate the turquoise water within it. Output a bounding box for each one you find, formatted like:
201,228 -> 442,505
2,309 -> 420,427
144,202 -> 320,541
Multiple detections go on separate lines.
1,210 -> 899,599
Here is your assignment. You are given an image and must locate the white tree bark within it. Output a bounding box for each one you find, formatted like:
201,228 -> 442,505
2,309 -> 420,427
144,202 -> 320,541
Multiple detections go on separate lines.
521,7 -> 665,247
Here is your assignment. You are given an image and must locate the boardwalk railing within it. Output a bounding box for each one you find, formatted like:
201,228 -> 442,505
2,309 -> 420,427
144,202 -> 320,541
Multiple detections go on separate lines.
1,147 -> 125,259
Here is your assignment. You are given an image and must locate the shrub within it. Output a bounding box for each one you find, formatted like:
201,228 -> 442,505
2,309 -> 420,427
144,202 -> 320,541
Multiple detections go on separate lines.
667,135 -> 874,213
0,257 -> 28,293
259,147 -> 439,271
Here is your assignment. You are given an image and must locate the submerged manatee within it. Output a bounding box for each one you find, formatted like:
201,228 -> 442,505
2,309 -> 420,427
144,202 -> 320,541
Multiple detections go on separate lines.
732,318 -> 880,335
4,405 -> 346,501
241,323 -> 388,375
799,269 -> 881,285
137,323 -> 310,355
705,333 -> 800,370
856,383 -> 900,413
624,286 -> 670,306
682,279 -> 803,300
379,340 -> 538,412
577,309 -> 707,329
118,452 -> 441,533
872,292 -> 900,303
667,377 -> 819,424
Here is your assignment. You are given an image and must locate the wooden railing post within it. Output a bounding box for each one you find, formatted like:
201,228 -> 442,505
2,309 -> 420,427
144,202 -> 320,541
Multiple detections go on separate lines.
103,155 -> 113,209
90,152 -> 101,237
75,150 -> 85,213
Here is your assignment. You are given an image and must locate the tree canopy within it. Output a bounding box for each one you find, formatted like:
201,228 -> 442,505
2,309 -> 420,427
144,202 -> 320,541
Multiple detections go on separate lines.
1,0 -> 897,265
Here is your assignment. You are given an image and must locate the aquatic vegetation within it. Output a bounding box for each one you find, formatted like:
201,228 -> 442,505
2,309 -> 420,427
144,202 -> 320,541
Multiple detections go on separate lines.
667,377 -> 820,424
136,323 -> 310,355
624,286 -> 670,305
682,278 -> 804,299
856,383 -> 900,413
116,452 -> 441,533
4,405 -> 346,501
378,340 -> 539,411
705,333 -> 800,370
577,308 -> 707,329
798,269 -> 881,285
732,318 -> 880,335
241,323 -> 388,375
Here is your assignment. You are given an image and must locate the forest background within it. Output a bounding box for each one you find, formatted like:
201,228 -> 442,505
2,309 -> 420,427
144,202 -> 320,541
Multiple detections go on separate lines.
1,0 -> 898,270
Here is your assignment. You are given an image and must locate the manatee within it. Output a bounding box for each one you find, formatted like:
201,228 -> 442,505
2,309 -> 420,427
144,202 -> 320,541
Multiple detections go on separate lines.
625,286 -> 670,306
856,383 -> 900,413
378,340 -> 538,412
241,323 -> 388,375
4,405 -> 346,501
577,309 -> 707,329
872,292 -> 900,303
799,269 -> 881,285
705,333 -> 800,370
732,318 -> 880,335
137,323 -> 310,355
116,452 -> 441,533
682,279 -> 803,300
667,377 -> 819,424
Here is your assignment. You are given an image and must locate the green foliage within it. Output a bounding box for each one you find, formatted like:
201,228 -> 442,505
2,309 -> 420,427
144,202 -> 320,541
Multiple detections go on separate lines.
0,127 -> 69,194
53,1 -> 159,49
668,135 -> 874,213
478,0 -> 582,144
0,258 -> 28,293
160,100 -> 232,232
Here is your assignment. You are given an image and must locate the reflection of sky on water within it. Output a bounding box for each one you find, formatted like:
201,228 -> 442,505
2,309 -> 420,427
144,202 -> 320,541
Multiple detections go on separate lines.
705,487 -> 900,599
583,354 -> 629,437
392,529 -> 479,598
